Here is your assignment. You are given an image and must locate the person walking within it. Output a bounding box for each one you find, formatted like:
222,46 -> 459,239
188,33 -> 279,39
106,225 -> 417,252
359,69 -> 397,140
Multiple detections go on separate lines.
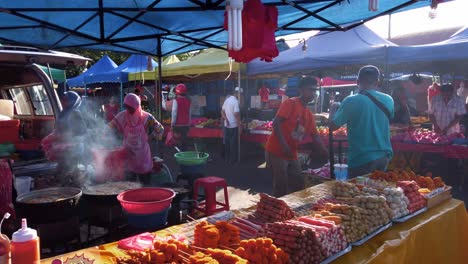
330,65 -> 394,178
221,87 -> 242,165
265,77 -> 328,197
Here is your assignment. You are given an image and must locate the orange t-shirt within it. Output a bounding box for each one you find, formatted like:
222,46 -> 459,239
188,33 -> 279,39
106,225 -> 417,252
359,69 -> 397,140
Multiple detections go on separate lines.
265,97 -> 318,160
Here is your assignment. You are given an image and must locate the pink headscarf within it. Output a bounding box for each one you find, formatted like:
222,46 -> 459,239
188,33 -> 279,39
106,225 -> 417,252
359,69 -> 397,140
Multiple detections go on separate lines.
124,93 -> 143,126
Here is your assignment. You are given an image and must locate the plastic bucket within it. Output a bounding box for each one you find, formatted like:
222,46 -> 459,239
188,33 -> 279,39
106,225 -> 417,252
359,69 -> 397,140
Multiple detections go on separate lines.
180,164 -> 206,175
15,176 -> 32,196
125,207 -> 170,229
174,151 -> 209,166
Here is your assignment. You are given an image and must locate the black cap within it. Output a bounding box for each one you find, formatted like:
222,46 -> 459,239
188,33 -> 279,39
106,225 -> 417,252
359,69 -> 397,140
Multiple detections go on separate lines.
358,65 -> 380,84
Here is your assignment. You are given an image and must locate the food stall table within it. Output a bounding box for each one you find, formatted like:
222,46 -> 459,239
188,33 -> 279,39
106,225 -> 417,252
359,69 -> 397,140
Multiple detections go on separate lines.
41,183 -> 468,264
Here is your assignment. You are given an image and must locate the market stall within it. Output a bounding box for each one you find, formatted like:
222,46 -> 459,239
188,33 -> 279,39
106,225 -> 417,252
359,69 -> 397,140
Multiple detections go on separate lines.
40,178 -> 468,264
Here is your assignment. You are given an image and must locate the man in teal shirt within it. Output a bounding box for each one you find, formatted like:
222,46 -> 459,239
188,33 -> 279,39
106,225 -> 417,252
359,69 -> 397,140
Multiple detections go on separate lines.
330,65 -> 394,178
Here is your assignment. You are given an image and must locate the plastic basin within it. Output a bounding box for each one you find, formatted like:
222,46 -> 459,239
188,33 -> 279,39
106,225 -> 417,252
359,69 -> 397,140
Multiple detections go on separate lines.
117,187 -> 175,215
174,151 -> 209,166
125,208 -> 170,229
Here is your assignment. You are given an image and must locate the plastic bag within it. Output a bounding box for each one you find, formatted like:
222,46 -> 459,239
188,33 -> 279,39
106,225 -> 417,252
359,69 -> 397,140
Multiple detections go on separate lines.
165,129 -> 181,147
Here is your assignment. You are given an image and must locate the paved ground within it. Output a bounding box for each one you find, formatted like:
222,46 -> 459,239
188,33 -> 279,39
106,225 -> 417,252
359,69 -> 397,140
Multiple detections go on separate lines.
160,138 -> 269,210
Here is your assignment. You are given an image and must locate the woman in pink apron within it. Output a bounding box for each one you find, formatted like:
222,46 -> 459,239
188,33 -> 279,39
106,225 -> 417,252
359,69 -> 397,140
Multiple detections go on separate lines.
109,93 -> 164,184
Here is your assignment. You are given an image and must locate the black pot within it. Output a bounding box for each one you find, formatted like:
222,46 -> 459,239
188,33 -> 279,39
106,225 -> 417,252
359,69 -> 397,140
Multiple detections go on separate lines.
16,187 -> 82,224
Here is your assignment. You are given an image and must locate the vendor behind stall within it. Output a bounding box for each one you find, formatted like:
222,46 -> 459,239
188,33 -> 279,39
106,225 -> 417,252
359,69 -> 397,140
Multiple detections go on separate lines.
429,84 -> 466,135
171,84 -> 191,150
56,91 -> 86,136
391,84 -> 411,126
109,93 -> 164,184
41,91 -> 87,184
265,77 -> 328,197
102,96 -> 119,122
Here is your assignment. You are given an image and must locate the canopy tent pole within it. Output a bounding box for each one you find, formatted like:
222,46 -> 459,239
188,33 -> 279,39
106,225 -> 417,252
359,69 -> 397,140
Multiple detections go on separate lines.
120,82 -> 124,110
157,37 -> 163,121
238,65 -> 241,163
63,70 -> 67,92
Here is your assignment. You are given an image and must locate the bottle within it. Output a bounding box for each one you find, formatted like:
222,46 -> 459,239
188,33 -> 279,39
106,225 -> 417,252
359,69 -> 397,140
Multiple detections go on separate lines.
11,219 -> 40,264
0,213 -> 11,264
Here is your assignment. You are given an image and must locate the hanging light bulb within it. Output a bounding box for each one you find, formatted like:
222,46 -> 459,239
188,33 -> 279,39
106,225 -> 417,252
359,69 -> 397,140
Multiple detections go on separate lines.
301,38 -> 307,53
428,0 -> 438,19
227,0 -> 244,51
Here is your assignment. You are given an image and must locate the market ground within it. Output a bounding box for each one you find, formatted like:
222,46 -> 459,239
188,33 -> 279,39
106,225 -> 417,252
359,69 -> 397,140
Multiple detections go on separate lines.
157,138 -> 468,210
158,138 -> 269,210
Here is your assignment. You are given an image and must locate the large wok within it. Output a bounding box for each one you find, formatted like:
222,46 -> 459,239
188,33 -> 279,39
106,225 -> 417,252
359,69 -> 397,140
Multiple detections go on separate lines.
82,181 -> 143,204
16,187 -> 82,224
81,181 -> 142,227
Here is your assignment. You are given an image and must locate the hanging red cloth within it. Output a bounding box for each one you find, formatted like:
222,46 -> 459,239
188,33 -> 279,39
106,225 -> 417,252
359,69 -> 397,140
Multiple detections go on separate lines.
224,0 -> 279,63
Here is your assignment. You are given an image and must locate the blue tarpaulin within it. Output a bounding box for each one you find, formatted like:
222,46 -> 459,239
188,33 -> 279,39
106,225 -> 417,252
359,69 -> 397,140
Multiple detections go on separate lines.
84,54 -> 157,84
0,1 -> 431,56
247,25 -> 395,76
387,26 -> 468,64
67,54 -> 118,87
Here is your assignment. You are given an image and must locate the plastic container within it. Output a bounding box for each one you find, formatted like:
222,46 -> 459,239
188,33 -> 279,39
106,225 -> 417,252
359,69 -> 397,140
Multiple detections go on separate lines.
334,164 -> 348,181
0,213 -> 11,264
180,164 -> 206,175
0,100 -> 13,118
174,151 -> 209,166
125,208 -> 170,229
117,187 -> 175,215
11,219 -> 40,264
15,177 -> 32,196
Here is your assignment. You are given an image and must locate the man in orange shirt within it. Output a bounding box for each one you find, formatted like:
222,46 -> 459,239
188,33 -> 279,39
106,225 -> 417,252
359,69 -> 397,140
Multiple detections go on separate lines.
265,77 -> 328,197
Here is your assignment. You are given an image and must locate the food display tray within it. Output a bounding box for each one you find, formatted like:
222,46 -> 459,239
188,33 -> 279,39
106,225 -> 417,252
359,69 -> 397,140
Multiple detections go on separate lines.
320,245 -> 352,264
352,222 -> 392,246
393,207 -> 427,223
248,129 -> 272,135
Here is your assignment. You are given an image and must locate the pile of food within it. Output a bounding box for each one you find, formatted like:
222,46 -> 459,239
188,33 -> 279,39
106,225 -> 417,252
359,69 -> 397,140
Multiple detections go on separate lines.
397,181 -> 426,213
317,203 -> 367,243
248,120 -> 273,131
332,181 -> 361,198
192,118 -> 221,128
194,221 -> 240,249
391,128 -> 465,145
116,239 -> 193,264
351,195 -> 392,232
369,170 -> 445,191
317,126 -> 348,137
248,193 -> 296,223
382,187 -> 410,219
234,238 -> 289,264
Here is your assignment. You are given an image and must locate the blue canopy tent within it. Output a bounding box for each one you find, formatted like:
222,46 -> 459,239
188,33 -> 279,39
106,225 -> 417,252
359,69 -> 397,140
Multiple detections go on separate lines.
388,26 -> 468,64
0,0 -> 432,118
247,25 -> 396,76
84,54 -> 158,107
67,54 -> 118,88
0,1 -> 431,56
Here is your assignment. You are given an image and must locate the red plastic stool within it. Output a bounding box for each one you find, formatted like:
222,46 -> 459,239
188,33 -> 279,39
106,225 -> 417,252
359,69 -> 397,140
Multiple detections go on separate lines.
193,176 -> 230,217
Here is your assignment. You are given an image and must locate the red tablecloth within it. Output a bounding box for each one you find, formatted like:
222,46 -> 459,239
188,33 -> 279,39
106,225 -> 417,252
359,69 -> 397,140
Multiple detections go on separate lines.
162,125 -> 223,138
444,145 -> 468,159
188,127 -> 223,138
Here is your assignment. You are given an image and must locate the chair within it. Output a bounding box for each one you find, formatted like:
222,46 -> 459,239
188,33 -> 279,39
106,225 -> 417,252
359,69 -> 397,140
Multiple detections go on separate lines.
193,176 -> 229,216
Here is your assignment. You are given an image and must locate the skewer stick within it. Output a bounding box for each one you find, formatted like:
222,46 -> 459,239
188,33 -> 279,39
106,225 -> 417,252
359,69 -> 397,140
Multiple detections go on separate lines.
219,245 -> 235,251
191,245 -> 208,252
186,215 -> 197,222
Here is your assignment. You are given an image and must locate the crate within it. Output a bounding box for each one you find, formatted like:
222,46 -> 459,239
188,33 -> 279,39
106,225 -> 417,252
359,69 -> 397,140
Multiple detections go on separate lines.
426,186 -> 452,209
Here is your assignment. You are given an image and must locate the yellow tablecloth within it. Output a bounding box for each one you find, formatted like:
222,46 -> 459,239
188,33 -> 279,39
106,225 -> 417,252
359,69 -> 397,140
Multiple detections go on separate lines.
42,188 -> 468,264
